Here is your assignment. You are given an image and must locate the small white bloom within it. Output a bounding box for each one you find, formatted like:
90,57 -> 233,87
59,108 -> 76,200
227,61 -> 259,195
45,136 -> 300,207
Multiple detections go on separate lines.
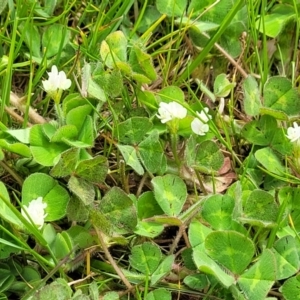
191,118 -> 209,136
21,197 -> 47,229
196,107 -> 212,123
42,65 -> 71,93
287,122 -> 300,142
156,101 -> 187,123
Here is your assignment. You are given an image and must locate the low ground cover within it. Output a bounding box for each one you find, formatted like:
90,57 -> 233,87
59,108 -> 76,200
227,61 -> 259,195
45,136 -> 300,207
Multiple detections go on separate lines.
0,0 -> 300,299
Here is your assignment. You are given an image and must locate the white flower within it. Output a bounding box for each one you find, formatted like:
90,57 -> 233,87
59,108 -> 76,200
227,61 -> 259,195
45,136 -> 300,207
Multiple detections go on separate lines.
287,122 -> 300,142
191,118 -> 209,136
196,107 -> 212,123
21,197 -> 47,229
156,101 -> 187,123
42,65 -> 71,93
191,107 -> 212,136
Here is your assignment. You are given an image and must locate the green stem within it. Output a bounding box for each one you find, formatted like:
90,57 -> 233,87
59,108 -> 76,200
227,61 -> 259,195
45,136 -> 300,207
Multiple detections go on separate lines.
55,103 -> 64,126
171,133 -> 180,168
267,194 -> 288,248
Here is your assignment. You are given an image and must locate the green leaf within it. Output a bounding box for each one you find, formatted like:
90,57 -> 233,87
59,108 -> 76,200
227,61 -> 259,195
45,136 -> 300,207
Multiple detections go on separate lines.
157,86 -> 185,104
280,274 -> 300,300
185,138 -> 224,174
241,189 -> 279,227
183,274 -> 209,291
145,288 -> 171,300
156,0 -> 187,17
50,148 -> 79,178
241,115 -> 291,155
129,242 -> 162,275
134,221 -> 164,238
188,220 -> 212,248
44,0 -> 57,16
76,115 -> 94,146
137,191 -> 164,219
117,144 -> 144,175
241,116 -> 275,146
205,231 -> 255,274
22,173 -> 69,221
272,235 -> 300,280
152,174 -> 187,216
256,4 -> 295,38
201,194 -> 235,230
0,0 -> 7,15
66,196 -> 89,223
0,140 -> 31,157
30,124 -> 69,166
0,270 -> 14,293
129,45 -> 157,82
19,22 -> 41,57
51,125 -> 78,143
30,279 -> 72,300
187,0 -> 247,58
75,155 -> 108,184
263,76 -> 300,117
138,130 -> 167,174
193,244 -> 234,288
213,73 -> 235,98
137,6 -> 161,33
42,24 -> 69,58
65,104 -> 93,132
103,291 -> 119,300
100,187 -> 137,233
238,249 -> 276,300
259,106 -> 289,120
68,176 -> 95,205
137,90 -> 157,110
6,128 -> 30,143
255,147 -> 286,176
151,255 -> 174,286
52,232 -> 74,260
100,31 -> 127,69
66,225 -> 95,249
243,75 -> 261,116
116,117 -> 152,145
81,62 -> 107,101
0,182 -> 22,227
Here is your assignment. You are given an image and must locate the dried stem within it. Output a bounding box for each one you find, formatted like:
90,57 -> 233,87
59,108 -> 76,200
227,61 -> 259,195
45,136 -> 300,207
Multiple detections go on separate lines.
94,226 -> 133,290
10,92 -> 47,124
